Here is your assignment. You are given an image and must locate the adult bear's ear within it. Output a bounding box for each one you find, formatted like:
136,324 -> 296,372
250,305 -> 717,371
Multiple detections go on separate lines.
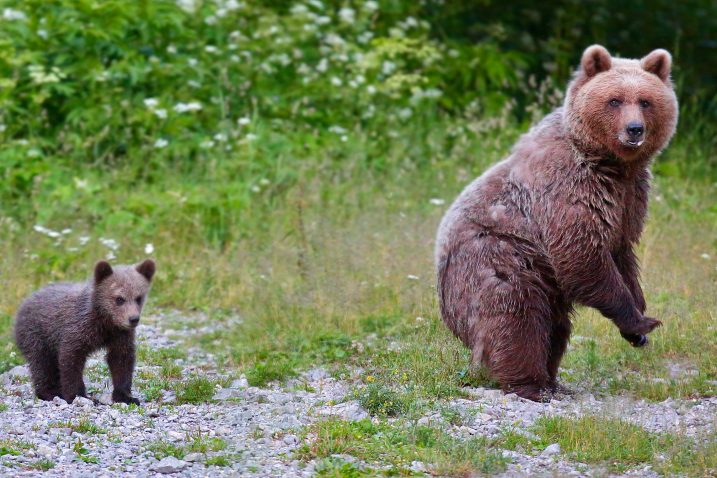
94,261 -> 114,284
581,44 -> 612,78
641,49 -> 672,83
136,259 -> 156,282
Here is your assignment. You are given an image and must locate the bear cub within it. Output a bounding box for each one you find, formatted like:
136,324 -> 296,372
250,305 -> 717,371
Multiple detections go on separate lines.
15,259 -> 156,404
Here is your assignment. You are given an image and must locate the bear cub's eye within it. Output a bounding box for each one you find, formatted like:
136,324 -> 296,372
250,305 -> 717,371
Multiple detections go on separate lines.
136,296 -> 143,305
639,99 -> 650,108
608,99 -> 621,107
115,297 -> 126,306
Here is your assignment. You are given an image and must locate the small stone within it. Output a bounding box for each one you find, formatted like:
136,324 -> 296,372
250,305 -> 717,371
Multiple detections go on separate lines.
72,396 -> 94,407
150,456 -> 187,474
410,461 -> 426,472
541,443 -> 561,456
37,444 -> 54,457
183,452 -> 203,463
305,368 -> 329,382
282,434 -> 299,445
167,431 -> 184,441
98,393 -> 113,405
52,396 -> 68,406
230,375 -> 249,389
213,388 -> 241,401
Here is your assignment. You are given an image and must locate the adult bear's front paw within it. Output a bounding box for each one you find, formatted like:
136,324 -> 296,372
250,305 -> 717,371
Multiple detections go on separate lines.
621,316 -> 661,347
620,331 -> 648,347
634,316 -> 662,335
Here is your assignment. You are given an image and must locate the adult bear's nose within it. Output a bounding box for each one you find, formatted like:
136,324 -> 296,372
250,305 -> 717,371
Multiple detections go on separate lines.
626,122 -> 645,138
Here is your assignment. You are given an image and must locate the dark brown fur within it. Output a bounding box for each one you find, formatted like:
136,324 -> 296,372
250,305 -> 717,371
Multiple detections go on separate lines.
435,45 -> 678,401
14,259 -> 156,404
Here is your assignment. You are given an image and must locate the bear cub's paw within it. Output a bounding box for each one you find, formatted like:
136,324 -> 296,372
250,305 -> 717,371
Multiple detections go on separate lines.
112,390 -> 141,406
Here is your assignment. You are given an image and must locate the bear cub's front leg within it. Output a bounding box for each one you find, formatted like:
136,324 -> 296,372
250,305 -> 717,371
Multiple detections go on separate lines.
106,336 -> 140,405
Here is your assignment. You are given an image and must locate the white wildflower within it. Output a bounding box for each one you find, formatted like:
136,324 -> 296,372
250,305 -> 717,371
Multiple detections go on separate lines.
79,236 -> 91,246
381,61 -> 396,75
173,101 -> 202,113
330,76 -> 342,86
143,98 -> 160,109
99,237 -> 119,250
363,1 -> 379,12
200,140 -> 215,149
328,125 -> 347,134
3,8 -> 27,21
398,107 -> 413,120
429,198 -> 445,206
407,275 -> 420,280
237,117 -> 251,126
205,45 -> 219,54
176,0 -> 199,13
61,228 -> 72,235
34,225 -> 61,238
338,7 -> 355,23
154,108 -> 168,119
154,138 -> 169,149
144,243 -> 155,255
701,253 -> 711,260
245,133 -> 257,141
316,58 -> 329,73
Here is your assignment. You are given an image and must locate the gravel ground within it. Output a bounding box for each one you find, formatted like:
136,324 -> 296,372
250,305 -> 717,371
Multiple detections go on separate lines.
0,313 -> 715,477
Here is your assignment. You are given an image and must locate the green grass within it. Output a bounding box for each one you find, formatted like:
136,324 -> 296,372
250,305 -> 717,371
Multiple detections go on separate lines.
26,458 -> 55,471
533,416 -> 668,470
495,415 -> 717,476
147,433 -> 228,460
51,418 -> 106,435
298,418 -> 508,476
357,383 -> 411,417
0,438 -> 34,457
175,377 -> 217,404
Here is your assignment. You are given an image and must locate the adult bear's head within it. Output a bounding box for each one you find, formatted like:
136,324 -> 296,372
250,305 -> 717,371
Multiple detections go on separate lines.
564,45 -> 678,162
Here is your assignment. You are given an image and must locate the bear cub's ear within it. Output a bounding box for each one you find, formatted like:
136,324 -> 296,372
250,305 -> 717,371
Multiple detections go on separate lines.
641,49 -> 672,83
136,259 -> 156,282
581,44 -> 612,78
94,261 -> 114,284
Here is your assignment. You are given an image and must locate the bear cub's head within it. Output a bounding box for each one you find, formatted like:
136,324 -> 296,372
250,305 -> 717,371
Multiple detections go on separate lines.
565,45 -> 678,161
93,259 -> 156,329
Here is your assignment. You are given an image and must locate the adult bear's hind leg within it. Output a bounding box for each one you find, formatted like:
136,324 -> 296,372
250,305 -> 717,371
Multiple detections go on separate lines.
547,316 -> 573,395
483,312 -> 553,401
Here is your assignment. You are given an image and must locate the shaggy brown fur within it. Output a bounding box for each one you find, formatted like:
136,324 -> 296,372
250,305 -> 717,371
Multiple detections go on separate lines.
15,259 -> 156,404
435,45 -> 678,401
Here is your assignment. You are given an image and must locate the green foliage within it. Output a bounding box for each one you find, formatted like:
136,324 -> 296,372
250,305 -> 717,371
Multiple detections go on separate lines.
27,458 -> 55,471
298,418 -> 509,476
147,433 -> 228,460
533,416 -> 668,468
72,438 -> 99,464
357,383 -> 410,417
175,376 -> 216,404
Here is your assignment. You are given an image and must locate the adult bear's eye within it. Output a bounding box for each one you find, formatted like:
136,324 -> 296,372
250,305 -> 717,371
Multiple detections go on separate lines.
609,99 -> 621,107
639,99 -> 650,108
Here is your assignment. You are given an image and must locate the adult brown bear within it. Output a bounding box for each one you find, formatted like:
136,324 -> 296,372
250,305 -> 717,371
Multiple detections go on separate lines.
435,45 -> 678,401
